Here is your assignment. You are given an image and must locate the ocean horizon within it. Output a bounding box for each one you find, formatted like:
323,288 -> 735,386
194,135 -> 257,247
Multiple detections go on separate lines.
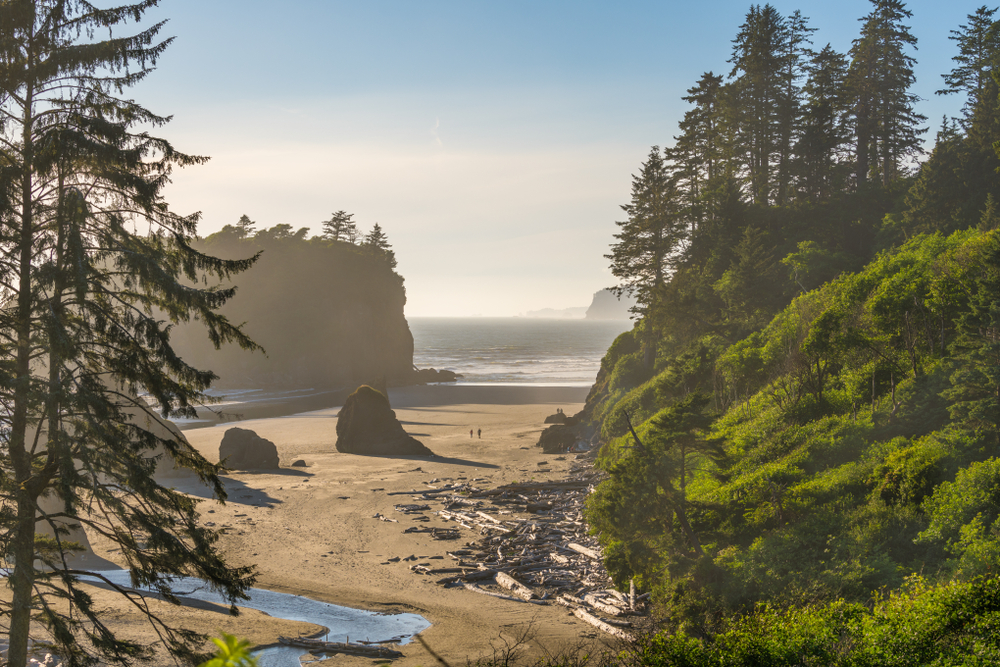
409,316 -> 633,386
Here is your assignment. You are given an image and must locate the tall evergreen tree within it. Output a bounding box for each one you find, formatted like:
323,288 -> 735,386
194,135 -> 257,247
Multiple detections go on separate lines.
847,0 -> 926,189
937,6 -> 1000,127
797,44 -> 852,200
607,147 -> 687,367
362,222 -> 397,269
235,214 -> 257,239
774,10 -> 815,205
729,4 -> 789,205
321,210 -> 358,243
0,2 -> 259,665
671,72 -> 725,230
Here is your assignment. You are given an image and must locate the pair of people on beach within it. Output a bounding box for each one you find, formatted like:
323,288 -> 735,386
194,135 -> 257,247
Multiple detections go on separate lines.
469,428 -> 481,438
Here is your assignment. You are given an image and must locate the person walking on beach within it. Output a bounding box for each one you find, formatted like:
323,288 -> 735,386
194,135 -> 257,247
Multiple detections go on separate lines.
470,429 -> 473,438
477,428 -> 482,439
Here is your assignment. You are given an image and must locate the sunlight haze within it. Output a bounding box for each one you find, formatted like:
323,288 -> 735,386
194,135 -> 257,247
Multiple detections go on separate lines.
136,0 -> 966,316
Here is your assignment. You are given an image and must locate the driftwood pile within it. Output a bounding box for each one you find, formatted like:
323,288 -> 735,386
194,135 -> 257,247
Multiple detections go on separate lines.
387,458 -> 648,640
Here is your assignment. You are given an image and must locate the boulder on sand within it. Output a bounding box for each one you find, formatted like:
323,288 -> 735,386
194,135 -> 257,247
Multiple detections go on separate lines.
219,427 -> 280,470
537,424 -> 577,454
336,385 -> 433,456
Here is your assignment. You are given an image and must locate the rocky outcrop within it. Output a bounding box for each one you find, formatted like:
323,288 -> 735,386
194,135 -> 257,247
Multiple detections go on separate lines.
585,289 -> 636,320
336,386 -> 433,456
544,409 -> 568,424
537,424 -> 578,454
169,229 -> 415,388
219,427 -> 280,470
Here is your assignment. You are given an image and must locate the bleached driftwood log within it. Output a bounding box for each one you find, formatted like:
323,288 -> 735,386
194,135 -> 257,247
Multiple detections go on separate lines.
572,608 -> 634,642
495,572 -> 537,600
584,592 -> 625,617
567,542 -> 601,560
463,583 -> 548,605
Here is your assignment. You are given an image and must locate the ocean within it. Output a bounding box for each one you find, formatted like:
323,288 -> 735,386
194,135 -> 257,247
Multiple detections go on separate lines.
409,317 -> 633,386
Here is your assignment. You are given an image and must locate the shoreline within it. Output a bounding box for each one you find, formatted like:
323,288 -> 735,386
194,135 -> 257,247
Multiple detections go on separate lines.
177,383 -> 592,431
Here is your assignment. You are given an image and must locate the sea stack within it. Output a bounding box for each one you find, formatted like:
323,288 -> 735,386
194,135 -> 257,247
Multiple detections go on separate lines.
336,385 -> 433,456
219,427 -> 281,470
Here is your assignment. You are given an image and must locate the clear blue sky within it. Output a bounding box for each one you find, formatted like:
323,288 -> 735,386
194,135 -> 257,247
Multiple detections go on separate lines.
134,0 -> 970,316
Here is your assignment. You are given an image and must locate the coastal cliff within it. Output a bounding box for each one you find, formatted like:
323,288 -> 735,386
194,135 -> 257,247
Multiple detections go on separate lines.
584,289 -> 635,320
170,225 -> 414,388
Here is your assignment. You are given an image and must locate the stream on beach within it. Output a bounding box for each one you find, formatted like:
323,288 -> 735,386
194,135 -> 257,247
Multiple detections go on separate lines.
85,570 -> 430,667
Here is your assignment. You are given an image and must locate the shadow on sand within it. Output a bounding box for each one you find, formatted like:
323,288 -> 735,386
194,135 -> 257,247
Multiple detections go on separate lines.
171,469 -> 312,506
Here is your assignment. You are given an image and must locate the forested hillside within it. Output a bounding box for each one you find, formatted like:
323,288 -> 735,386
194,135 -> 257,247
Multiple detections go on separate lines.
170,214 -> 414,388
580,1 -> 1000,658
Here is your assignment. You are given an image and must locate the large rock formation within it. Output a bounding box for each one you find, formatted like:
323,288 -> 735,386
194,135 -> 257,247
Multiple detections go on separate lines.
336,386 -> 433,456
168,228 -> 415,388
219,427 -> 280,469
585,288 -> 636,320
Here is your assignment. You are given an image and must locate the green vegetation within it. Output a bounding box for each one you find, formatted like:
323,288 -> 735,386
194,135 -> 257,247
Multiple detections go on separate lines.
198,635 -> 257,667
581,0 -> 1000,662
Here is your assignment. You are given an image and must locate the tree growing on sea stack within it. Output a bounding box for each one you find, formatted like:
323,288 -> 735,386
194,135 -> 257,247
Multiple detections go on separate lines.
362,223 -> 397,269
322,210 -> 358,243
0,2 -> 259,666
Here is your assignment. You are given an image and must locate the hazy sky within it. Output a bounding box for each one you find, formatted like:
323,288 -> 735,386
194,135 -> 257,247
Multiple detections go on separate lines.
134,0 -> 969,317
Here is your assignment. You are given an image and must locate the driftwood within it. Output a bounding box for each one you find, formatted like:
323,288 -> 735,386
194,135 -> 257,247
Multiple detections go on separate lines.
278,636 -> 403,659
584,593 -> 625,617
385,460 -> 649,640
572,608 -> 634,642
567,543 -> 601,560
463,583 -> 548,605
495,572 -> 537,600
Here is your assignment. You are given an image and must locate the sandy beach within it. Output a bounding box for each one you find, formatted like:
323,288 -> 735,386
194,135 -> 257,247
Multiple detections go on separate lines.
82,383 -> 605,665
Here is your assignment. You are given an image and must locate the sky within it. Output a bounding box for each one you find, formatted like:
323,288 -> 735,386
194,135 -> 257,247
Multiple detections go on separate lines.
131,0 -> 972,317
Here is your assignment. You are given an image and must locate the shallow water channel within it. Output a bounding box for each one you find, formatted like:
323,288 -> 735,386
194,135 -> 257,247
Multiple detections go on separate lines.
89,570 -> 430,667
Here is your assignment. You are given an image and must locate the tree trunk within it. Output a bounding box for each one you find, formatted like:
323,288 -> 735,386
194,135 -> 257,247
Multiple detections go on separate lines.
8,67 -> 36,667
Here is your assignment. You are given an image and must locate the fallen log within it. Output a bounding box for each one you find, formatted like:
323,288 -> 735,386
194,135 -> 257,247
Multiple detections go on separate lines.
584,593 -> 625,617
572,608 -> 634,642
463,583 -> 548,605
567,543 -> 601,560
495,572 -> 537,601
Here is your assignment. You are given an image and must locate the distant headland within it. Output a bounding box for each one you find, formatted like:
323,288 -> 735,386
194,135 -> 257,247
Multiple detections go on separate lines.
521,289 -> 635,320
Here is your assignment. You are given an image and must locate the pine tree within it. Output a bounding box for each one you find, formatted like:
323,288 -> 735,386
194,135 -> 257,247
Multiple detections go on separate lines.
0,2 -> 259,665
847,0 -> 927,189
774,10 -> 815,205
729,4 -> 789,205
671,71 -> 725,230
362,222 -> 397,269
234,214 -> 257,239
937,6 -> 1000,126
607,147 -> 687,366
321,210 -> 358,243
796,44 -> 852,200
712,226 -> 780,332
